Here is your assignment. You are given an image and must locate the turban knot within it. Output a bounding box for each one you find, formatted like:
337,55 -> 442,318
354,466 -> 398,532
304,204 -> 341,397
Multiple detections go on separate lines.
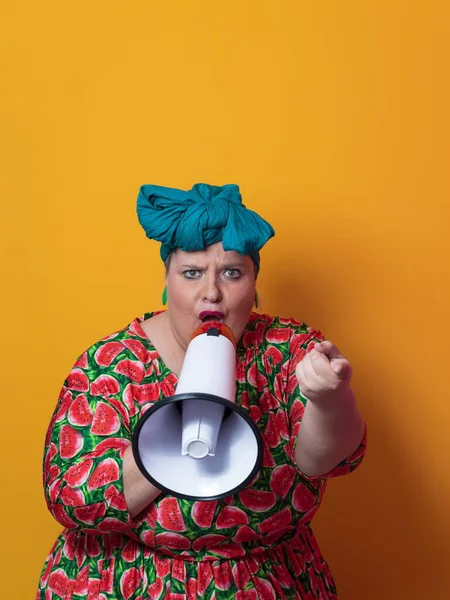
137,183 -> 275,266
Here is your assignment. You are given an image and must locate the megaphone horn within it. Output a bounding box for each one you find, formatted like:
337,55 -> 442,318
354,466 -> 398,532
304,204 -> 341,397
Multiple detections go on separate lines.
132,322 -> 263,500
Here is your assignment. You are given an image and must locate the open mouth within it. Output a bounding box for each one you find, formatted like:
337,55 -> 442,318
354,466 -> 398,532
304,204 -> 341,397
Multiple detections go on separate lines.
199,311 -> 224,323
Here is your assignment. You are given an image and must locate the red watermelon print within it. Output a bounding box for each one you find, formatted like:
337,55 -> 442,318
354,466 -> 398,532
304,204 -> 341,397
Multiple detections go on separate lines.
95,342 -> 124,367
74,502 -> 106,525
216,506 -> 249,529
161,373 -> 178,396
48,478 -> 63,504
209,542 -> 246,559
37,312 -> 365,600
48,568 -> 68,597
74,351 -> 88,369
290,399 -> 305,424
261,436 -> 277,467
44,442 -> 57,473
59,486 -> 85,507
158,497 -> 186,532
120,567 -> 140,600
122,540 -> 140,563
114,359 -> 145,383
154,555 -> 170,578
68,394 -> 93,427
93,437 -> 130,454
287,372 -> 300,395
259,389 -> 280,413
73,564 -> 89,595
55,390 -> 73,422
263,346 -> 284,374
192,534 -> 227,552
90,402 -> 120,435
264,412 -> 281,448
249,404 -> 262,423
239,489 -> 277,512
106,396 -> 130,430
236,359 -> 246,383
52,503 -> 77,529
155,532 -> 191,551
121,338 -> 152,363
266,327 -> 291,344
276,409 -> 290,440
148,577 -> 164,599
292,483 -> 317,513
140,529 -> 155,548
90,374 -> 120,397
66,369 -> 89,392
258,507 -> 292,534
247,362 -> 268,391
172,559 -> 186,582
59,425 -> 83,459
40,556 -> 54,587
125,382 -> 160,408
232,561 -> 251,589
47,465 -> 60,485
88,457 -> 120,490
232,525 -> 259,543
64,458 -> 93,487
63,531 -> 77,560
86,535 -> 101,557
270,464 -> 296,499
104,485 -> 127,510
254,577 -> 277,600
198,561 -> 214,596
191,500 -> 217,528
236,590 -> 258,600
213,562 -> 233,591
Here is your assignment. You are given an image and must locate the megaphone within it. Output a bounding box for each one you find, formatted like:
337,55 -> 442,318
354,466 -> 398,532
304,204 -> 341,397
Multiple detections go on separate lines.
132,321 -> 263,500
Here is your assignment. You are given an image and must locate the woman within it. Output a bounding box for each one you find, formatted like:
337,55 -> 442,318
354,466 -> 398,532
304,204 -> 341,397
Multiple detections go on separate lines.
37,183 -> 366,599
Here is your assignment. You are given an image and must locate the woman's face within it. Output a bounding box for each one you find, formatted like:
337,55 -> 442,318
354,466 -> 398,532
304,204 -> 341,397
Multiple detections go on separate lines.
166,242 -> 256,350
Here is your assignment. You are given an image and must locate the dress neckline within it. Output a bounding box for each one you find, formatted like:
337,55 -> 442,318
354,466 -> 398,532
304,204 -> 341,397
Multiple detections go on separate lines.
129,310 -> 256,377
129,310 -> 180,382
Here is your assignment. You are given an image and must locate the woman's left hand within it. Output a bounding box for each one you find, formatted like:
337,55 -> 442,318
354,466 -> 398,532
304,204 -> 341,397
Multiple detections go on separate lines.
295,340 -> 353,405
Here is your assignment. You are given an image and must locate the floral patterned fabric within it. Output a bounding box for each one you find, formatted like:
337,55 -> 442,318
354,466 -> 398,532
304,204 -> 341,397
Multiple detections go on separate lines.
37,312 -> 366,600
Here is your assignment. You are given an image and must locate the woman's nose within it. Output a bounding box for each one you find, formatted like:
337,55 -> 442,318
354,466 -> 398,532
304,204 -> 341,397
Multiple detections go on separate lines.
201,277 -> 222,303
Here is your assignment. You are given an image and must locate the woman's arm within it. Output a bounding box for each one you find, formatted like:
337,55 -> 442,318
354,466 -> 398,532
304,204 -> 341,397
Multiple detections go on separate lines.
295,386 -> 365,476
123,446 -> 161,517
44,363 -> 161,532
294,340 -> 365,477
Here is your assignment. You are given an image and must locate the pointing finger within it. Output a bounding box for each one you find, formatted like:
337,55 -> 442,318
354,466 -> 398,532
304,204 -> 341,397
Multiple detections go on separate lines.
314,341 -> 345,360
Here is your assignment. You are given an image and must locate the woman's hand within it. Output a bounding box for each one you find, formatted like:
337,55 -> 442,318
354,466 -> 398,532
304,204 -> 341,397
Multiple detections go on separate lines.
295,340 -> 352,405
294,340 -> 365,477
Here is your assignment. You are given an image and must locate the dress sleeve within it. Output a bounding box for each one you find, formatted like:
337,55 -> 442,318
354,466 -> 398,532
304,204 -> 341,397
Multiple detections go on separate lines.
43,357 -> 143,538
283,327 -> 367,480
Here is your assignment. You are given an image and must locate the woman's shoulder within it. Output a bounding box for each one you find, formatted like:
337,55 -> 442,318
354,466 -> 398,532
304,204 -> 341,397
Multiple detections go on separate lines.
69,312 -> 158,374
242,312 -> 324,350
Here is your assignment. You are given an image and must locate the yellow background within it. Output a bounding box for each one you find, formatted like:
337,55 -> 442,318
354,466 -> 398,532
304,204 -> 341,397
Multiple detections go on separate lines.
1,1 -> 449,598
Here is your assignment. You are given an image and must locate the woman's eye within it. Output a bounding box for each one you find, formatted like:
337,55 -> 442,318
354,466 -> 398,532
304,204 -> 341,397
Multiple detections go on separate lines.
224,269 -> 241,279
183,270 -> 201,279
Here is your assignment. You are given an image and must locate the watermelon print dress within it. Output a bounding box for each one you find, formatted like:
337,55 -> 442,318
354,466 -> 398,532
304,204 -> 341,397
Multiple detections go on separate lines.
37,311 -> 366,600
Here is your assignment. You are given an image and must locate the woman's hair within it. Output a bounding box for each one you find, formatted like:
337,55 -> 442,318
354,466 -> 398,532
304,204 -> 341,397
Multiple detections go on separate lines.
164,251 -> 260,278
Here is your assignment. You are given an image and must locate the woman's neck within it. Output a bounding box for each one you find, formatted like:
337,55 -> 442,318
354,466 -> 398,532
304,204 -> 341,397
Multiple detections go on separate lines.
140,311 -> 185,375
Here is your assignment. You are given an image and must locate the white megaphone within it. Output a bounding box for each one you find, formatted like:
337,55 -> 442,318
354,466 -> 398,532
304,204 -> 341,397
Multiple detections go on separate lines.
132,321 -> 263,500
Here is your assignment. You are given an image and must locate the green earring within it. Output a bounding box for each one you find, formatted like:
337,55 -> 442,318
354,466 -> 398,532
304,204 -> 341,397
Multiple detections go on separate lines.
162,286 -> 167,306
254,290 -> 259,309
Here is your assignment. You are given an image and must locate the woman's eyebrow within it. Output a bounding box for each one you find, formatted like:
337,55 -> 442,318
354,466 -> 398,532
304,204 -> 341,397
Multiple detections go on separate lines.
222,263 -> 246,269
180,264 -> 204,269
180,263 -> 246,269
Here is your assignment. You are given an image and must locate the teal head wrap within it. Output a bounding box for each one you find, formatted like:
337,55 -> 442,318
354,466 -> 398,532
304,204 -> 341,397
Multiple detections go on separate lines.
136,183 -> 275,270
